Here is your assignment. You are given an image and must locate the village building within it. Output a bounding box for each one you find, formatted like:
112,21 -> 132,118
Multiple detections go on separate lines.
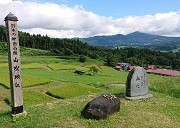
127,66 -> 139,71
146,69 -> 180,76
147,65 -> 157,70
115,63 -> 130,71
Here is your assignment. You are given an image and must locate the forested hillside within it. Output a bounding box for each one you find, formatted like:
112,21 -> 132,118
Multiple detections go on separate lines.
0,25 -> 180,69
81,31 -> 180,51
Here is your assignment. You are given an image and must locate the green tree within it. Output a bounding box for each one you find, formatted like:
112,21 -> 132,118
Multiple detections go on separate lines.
64,48 -> 74,56
172,59 -> 180,69
89,66 -> 99,75
105,54 -> 118,67
79,55 -> 86,63
127,57 -> 141,65
0,25 -> 7,42
89,52 -> 99,59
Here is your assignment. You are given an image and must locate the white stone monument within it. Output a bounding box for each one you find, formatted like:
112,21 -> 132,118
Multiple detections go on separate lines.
4,13 -> 24,115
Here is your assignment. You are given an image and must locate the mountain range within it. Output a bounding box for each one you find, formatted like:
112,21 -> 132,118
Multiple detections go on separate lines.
81,31 -> 180,51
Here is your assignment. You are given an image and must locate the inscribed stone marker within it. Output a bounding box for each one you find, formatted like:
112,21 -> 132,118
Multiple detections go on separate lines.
125,67 -> 153,100
5,13 -> 24,115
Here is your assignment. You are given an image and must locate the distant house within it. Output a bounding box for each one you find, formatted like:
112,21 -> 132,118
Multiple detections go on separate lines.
148,65 -> 157,70
115,64 -> 121,71
127,66 -> 139,71
115,63 -> 141,71
119,63 -> 130,70
146,69 -> 180,76
115,63 -> 129,71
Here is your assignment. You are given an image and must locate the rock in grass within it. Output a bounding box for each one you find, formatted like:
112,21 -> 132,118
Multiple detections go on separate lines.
81,94 -> 120,120
74,70 -> 85,75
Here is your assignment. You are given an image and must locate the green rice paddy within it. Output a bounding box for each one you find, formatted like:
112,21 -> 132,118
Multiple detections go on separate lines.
0,55 -> 179,128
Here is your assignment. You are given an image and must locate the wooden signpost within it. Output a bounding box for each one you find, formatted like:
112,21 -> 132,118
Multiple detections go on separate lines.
4,13 -> 24,115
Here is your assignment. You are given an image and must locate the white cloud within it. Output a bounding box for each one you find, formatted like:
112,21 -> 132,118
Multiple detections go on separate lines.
0,0 -> 12,5
0,1 -> 180,38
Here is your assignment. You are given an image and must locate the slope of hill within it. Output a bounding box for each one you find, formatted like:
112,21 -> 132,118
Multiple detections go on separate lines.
81,32 -> 180,51
0,24 -> 180,69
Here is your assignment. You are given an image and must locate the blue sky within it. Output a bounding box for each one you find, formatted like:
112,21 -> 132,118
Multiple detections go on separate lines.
0,0 -> 180,38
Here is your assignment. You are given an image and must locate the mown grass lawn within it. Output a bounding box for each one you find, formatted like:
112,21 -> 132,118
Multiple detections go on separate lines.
0,90 -> 179,128
0,55 -> 179,128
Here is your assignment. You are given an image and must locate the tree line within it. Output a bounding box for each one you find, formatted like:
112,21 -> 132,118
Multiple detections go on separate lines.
0,25 -> 180,69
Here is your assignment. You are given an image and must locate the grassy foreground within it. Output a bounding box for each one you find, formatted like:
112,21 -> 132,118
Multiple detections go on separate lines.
0,54 -> 179,128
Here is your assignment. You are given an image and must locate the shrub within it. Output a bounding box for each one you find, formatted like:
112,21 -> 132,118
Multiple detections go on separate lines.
89,66 -> 99,75
78,55 -> 86,63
